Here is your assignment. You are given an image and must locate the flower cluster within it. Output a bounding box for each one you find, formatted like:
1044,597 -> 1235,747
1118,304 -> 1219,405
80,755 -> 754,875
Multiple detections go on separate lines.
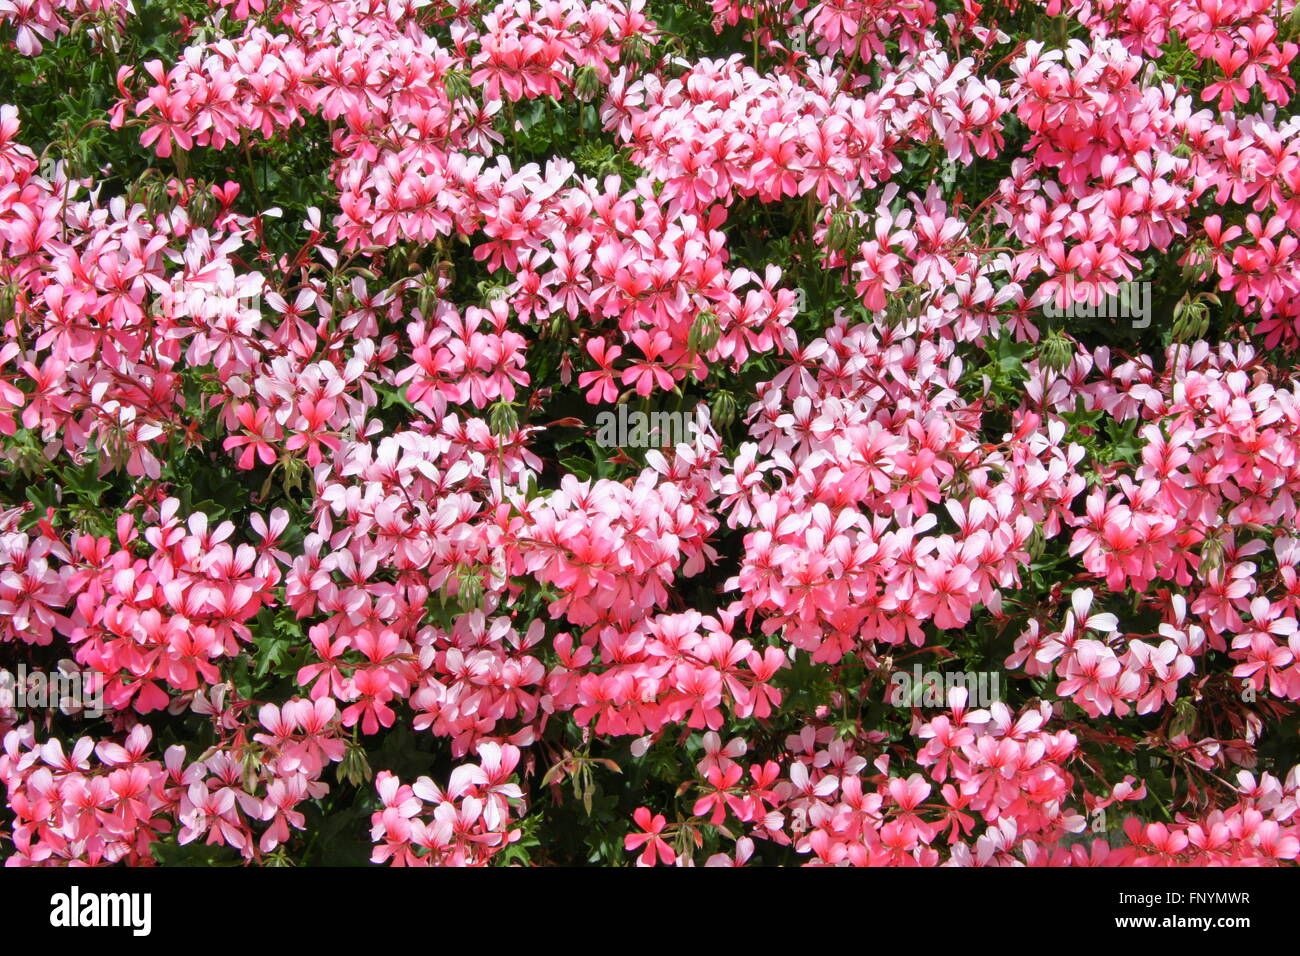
0,0 -> 132,56
4,0 -> 1300,868
369,742 -> 523,865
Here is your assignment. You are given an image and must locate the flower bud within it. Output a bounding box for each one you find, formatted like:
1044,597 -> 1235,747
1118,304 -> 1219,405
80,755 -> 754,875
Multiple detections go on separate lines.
339,740 -> 373,787
1181,241 -> 1214,283
1200,535 -> 1224,578
574,65 -> 602,102
477,280 -> 508,304
241,747 -> 262,793
417,287 -> 435,319
688,309 -> 721,354
443,68 -> 474,103
1168,698 -> 1198,740
1172,293 -> 1210,343
710,389 -> 737,429
622,34 -> 652,68
1025,525 -> 1046,562
188,186 -> 217,229
826,208 -> 855,251
0,281 -> 17,325
488,399 -> 517,438
1038,327 -> 1074,373
546,313 -> 572,342
455,567 -> 484,611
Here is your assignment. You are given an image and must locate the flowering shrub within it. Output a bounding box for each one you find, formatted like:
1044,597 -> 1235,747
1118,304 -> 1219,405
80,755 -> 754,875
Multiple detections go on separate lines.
1,0 -> 1300,867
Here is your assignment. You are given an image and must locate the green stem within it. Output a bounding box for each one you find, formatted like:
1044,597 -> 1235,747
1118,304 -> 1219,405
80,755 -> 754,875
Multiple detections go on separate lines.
243,143 -> 264,212
840,42 -> 862,93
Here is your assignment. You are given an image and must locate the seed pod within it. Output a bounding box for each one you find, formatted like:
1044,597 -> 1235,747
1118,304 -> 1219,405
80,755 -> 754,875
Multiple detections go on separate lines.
883,289 -> 916,327
281,454 -> 306,494
126,169 -> 158,211
146,176 -> 171,219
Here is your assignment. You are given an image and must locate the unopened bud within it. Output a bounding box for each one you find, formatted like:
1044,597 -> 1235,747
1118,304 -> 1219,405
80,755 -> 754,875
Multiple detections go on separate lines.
688,309 -> 721,354
622,34 -> 652,68
0,281 -> 17,325
456,567 -> 484,611
444,69 -> 474,103
1200,535 -> 1225,577
477,280 -> 508,305
1039,327 -> 1074,373
1182,241 -> 1214,283
826,208 -> 857,252
488,398 -> 517,438
574,65 -> 602,102
1168,698 -> 1197,740
547,313 -> 572,342
188,187 -> 217,229
710,389 -> 737,429
241,748 -> 262,793
339,740 -> 373,787
1172,293 -> 1211,343
417,269 -> 440,317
